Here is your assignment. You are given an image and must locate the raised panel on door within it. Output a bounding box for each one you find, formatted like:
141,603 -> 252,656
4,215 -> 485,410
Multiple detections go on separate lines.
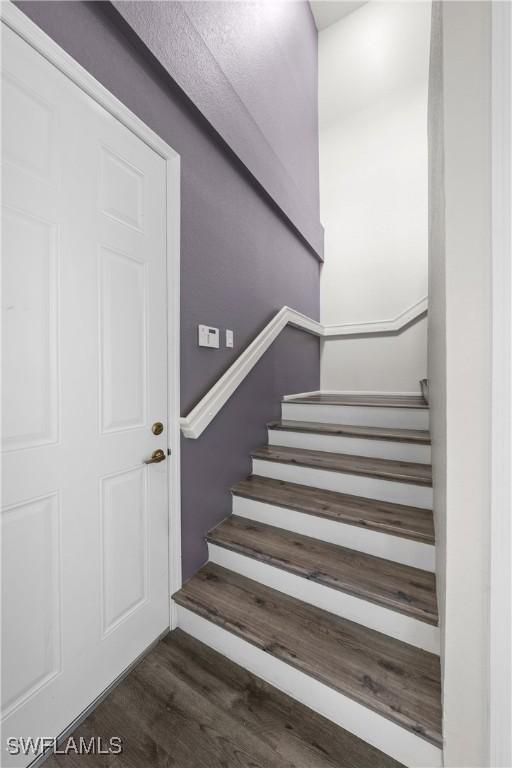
100,466 -> 148,635
1,206 -> 59,452
99,245 -> 148,434
100,146 -> 144,232
1,494 -> 62,718
1,69 -> 56,183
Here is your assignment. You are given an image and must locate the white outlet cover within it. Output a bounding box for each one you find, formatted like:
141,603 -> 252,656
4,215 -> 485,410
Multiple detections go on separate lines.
226,329 -> 234,348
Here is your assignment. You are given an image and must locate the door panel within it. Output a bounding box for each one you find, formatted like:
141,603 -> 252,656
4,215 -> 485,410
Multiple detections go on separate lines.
2,207 -> 59,452
1,22 -> 170,767
100,466 -> 148,635
100,146 -> 144,232
99,246 -> 148,434
1,494 -> 62,718
2,70 -> 56,183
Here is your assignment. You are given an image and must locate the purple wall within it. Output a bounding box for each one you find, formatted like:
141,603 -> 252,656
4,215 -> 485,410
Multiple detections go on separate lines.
112,1 -> 322,256
17,1 -> 321,579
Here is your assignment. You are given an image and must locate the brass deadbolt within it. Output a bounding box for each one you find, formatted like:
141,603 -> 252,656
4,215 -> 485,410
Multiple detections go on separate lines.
152,422 -> 164,435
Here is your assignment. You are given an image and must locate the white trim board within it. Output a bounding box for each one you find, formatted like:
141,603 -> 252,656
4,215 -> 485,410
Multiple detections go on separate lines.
181,302 -> 428,439
268,427 -> 432,464
208,543 -> 439,653
490,2 -> 512,765
281,402 -> 430,430
176,606 -> 443,768
322,297 -> 427,337
252,459 -> 433,509
0,1 -> 182,624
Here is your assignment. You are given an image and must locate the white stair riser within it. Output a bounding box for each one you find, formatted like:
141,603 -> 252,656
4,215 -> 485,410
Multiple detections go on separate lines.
269,428 -> 431,464
177,606 -> 443,768
252,459 -> 433,510
232,495 -> 435,572
208,543 -> 440,655
282,402 -> 429,430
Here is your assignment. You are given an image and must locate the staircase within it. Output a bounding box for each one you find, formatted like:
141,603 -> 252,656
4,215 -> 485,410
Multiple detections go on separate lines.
173,393 -> 441,768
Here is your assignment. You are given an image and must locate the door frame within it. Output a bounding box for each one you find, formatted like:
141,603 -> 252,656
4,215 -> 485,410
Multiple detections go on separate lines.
1,1 -> 182,627
491,1 -> 512,765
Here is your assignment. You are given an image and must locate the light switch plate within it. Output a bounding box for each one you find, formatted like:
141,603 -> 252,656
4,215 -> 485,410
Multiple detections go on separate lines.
226,329 -> 234,348
198,324 -> 220,348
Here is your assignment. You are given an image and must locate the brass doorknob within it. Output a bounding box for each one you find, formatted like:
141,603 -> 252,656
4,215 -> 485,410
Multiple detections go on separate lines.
144,449 -> 166,464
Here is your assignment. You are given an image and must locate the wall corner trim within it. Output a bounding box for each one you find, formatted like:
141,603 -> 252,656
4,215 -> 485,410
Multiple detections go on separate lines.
181,299 -> 428,439
490,1 -> 512,764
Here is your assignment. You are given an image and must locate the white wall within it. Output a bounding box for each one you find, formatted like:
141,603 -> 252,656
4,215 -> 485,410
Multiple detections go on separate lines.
321,317 -> 427,393
428,2 -> 491,765
318,2 -> 431,393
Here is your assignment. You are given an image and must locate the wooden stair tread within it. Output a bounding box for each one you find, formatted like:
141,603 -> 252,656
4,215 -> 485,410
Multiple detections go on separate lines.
285,394 -> 428,408
232,476 -> 435,543
268,419 -> 431,444
208,516 -> 438,624
231,475 -> 434,544
174,564 -> 442,747
252,445 -> 432,486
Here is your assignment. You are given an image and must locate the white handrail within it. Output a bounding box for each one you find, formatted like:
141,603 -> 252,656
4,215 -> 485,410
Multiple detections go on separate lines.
180,307 -> 322,438
180,299 -> 427,438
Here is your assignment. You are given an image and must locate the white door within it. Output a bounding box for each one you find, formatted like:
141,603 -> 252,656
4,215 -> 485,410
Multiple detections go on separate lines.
1,22 -> 171,767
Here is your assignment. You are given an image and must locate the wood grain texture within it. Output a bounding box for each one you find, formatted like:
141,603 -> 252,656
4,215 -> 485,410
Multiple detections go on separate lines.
207,516 -> 438,624
45,629 -> 404,768
285,395 -> 428,408
173,564 -> 442,747
268,420 -> 431,444
252,445 -> 433,486
232,476 -> 435,543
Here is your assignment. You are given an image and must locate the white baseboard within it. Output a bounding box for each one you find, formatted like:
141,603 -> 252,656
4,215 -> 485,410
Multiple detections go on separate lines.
282,390 -> 323,401
208,543 -> 439,654
252,459 -> 433,510
176,605 -> 443,768
268,427 -> 432,464
232,495 -> 435,571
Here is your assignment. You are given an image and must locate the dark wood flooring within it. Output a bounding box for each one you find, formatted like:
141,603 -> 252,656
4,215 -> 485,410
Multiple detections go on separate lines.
285,395 -> 428,408
252,446 -> 433,486
173,564 -> 442,747
268,420 -> 431,444
231,476 -> 435,543
45,629 -> 404,768
207,516 -> 438,624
